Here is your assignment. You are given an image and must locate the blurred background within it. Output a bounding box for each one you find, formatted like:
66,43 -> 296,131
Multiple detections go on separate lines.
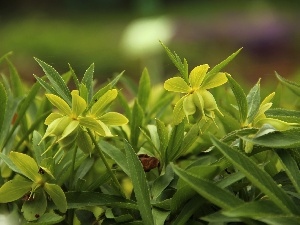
0,0 -> 299,88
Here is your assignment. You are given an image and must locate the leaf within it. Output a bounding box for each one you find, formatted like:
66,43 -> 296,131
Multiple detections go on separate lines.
9,152 -> 41,182
241,128 -> 300,148
138,68 -> 151,109
165,121 -> 184,163
130,100 -> 144,148
189,64 -> 209,88
177,123 -> 199,158
32,131 -> 45,165
201,72 -> 228,90
276,72 -> 300,97
156,119 -> 169,155
68,64 -> 80,90
152,208 -> 170,225
0,82 -> 7,133
204,48 -> 242,84
246,79 -> 261,123
172,164 -> 243,210
22,188 -> 47,221
124,140 -> 154,225
0,153 -> 22,174
6,58 -> 24,97
35,58 -> 71,105
226,74 -> 247,124
164,77 -> 190,93
43,183 -> 67,213
90,89 -> 118,117
0,176 -> 32,203
81,63 -> 94,102
266,108 -> 300,123
160,41 -> 188,82
99,112 -> 128,125
33,74 -> 59,96
277,150 -> 300,194
151,165 -> 174,199
79,117 -> 112,137
210,135 -> 300,214
66,191 -> 138,209
73,157 -> 94,190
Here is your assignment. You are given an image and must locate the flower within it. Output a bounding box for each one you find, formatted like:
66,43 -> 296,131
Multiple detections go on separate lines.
41,89 -> 128,150
164,64 -> 227,124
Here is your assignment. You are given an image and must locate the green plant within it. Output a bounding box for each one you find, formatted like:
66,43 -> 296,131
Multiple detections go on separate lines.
1,43 -> 300,225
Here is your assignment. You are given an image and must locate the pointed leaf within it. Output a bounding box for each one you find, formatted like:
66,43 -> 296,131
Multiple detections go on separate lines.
0,82 -> 7,133
124,140 -> 154,225
44,113 -> 63,125
266,108 -> 300,123
246,80 -> 261,123
90,89 -> 118,117
32,131 -> 45,165
172,164 -> 243,209
227,74 -> 248,124
204,48 -> 242,84
130,100 -> 144,148
46,94 -> 72,115
99,112 -> 128,125
189,64 -> 209,89
9,152 -> 41,182
33,74 -> 59,96
35,58 -> 71,105
172,95 -> 186,125
25,212 -> 65,224
277,150 -> 300,194
164,77 -> 190,93
138,68 -> 151,109
156,119 -> 169,154
79,117 -> 111,136
6,58 -> 24,97
210,135 -> 300,214
166,120 -> 184,163
0,176 -> 32,203
82,63 -> 94,102
44,183 -> 67,213
68,64 -> 80,90
276,72 -> 300,97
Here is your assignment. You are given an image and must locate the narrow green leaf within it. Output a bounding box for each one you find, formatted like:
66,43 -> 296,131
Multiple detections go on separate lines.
65,191 -> 138,210
35,58 -> 71,105
0,176 -> 32,203
266,108 -> 300,123
246,80 -> 261,123
152,208 -> 170,225
6,58 -> 24,97
9,152 -> 41,182
138,68 -> 151,109
88,71 -> 124,110
241,128 -> 300,148
210,135 -> 300,214
0,153 -> 22,174
177,123 -> 199,158
43,183 -> 67,213
32,131 -> 44,165
277,150 -> 300,194
226,74 -> 247,124
0,51 -> 13,63
156,119 -> 169,155
172,164 -> 243,209
160,41 -> 188,82
151,165 -> 174,199
33,74 -> 59,96
22,188 -> 47,221
276,72 -> 300,97
124,140 -> 154,225
172,95 -> 186,125
82,63 -> 94,102
166,121 -> 184,163
0,82 -> 7,133
130,100 -> 144,148
204,48 -> 242,84
68,64 -> 80,90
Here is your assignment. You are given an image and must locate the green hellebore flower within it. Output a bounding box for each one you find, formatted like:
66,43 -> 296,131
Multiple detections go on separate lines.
164,64 -> 227,124
0,152 -> 67,221
42,89 -> 128,147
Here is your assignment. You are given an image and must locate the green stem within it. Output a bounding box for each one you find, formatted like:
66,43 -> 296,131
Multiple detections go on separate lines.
69,146 -> 77,190
87,129 -> 125,198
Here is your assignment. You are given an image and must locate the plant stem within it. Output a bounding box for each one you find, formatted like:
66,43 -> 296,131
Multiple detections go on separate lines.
69,145 -> 77,190
87,129 -> 125,198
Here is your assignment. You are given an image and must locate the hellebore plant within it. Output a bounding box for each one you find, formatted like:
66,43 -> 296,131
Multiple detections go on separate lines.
1,43 -> 300,225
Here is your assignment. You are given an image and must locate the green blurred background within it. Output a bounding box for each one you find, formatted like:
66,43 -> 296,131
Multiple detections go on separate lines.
0,0 -> 299,87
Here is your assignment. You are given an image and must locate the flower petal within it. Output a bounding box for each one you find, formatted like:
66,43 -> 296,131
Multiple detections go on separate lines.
183,94 -> 196,122
164,77 -> 190,93
172,95 -> 187,125
189,64 -> 209,89
99,112 -> 128,125
57,120 -> 79,141
46,94 -> 72,116
201,72 -> 227,90
261,92 -> 275,105
79,117 -> 113,137
71,90 -> 87,117
90,89 -> 118,117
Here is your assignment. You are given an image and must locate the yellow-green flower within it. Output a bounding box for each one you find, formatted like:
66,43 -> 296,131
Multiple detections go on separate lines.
41,89 -> 128,149
164,64 -> 227,124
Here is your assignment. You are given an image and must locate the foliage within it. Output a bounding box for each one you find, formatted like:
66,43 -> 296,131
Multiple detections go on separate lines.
1,43 -> 300,225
